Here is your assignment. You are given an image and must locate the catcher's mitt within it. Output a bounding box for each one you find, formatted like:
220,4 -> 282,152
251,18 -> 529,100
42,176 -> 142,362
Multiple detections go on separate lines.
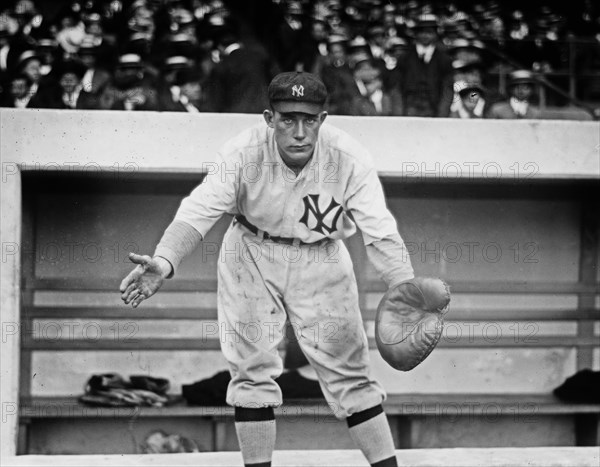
375,277 -> 450,371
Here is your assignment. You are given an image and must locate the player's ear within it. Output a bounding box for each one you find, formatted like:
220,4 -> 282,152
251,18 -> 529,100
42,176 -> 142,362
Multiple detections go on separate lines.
263,109 -> 274,128
319,111 -> 328,124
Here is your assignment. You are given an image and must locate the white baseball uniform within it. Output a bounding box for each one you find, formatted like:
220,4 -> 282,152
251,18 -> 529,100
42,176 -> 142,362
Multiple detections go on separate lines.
155,121 -> 414,418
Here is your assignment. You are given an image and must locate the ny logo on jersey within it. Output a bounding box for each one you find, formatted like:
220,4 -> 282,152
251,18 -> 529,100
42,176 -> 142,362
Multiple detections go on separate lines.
292,85 -> 304,97
299,194 -> 344,235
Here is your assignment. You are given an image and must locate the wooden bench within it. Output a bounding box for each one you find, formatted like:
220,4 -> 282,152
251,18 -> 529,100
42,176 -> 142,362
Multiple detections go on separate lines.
18,394 -> 600,454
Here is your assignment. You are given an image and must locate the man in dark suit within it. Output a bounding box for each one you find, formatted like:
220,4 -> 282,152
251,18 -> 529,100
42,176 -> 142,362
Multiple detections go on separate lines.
77,39 -> 112,98
348,55 -> 403,116
205,21 -> 276,113
158,67 -> 208,112
400,15 -> 454,117
39,59 -> 99,109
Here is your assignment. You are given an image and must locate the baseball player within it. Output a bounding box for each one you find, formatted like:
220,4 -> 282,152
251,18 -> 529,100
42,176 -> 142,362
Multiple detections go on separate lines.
120,71 -> 423,467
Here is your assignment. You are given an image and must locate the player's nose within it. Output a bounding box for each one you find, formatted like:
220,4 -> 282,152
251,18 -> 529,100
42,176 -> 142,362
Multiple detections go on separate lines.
293,121 -> 306,140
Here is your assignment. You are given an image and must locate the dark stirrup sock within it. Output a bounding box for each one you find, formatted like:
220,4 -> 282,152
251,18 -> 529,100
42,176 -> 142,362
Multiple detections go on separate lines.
347,405 -> 398,467
234,407 -> 276,467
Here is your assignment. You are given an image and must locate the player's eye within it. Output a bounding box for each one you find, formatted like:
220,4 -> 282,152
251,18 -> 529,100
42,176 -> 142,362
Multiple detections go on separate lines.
306,118 -> 316,124
283,118 -> 293,125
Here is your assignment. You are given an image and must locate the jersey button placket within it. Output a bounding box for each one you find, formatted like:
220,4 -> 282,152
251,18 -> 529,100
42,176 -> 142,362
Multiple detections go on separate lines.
288,172 -> 307,237
281,177 -> 297,234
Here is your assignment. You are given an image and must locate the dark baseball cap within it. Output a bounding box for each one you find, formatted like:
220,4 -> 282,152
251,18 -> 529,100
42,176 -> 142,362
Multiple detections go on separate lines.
268,71 -> 327,114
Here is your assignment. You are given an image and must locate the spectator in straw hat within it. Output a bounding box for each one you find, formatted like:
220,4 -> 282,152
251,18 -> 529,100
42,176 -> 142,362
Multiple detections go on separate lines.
320,34 -> 355,111
382,36 -> 408,92
77,37 -> 111,97
366,24 -> 386,60
9,49 -> 47,107
159,55 -> 192,87
487,69 -> 541,119
35,35 -> 59,77
99,53 -> 158,110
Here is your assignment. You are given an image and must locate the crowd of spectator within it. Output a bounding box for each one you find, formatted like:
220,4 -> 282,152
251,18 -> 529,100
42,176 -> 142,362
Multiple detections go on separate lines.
0,0 -> 599,118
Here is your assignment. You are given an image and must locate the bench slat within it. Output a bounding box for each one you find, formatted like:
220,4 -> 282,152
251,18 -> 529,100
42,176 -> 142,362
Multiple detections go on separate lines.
24,306 -> 218,320
21,335 -> 600,350
367,281 -> 600,294
18,395 -> 600,420
23,306 -> 600,321
26,278 -> 600,294
27,278 -> 218,292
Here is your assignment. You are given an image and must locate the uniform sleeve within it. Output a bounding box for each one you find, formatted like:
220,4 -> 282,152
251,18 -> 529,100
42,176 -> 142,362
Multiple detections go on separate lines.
366,235 -> 414,287
153,220 -> 203,278
345,164 -> 414,286
172,151 -> 240,238
345,164 -> 397,243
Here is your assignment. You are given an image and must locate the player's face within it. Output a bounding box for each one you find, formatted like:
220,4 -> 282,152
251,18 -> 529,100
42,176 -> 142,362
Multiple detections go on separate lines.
264,108 -> 327,169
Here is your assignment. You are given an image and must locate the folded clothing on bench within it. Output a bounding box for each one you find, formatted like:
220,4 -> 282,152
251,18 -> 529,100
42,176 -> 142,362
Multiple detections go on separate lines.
79,373 -> 174,407
182,370 -> 324,406
553,369 -> 600,404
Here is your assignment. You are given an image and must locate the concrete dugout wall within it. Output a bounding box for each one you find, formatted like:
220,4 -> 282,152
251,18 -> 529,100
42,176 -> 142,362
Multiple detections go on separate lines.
1,109 -> 599,457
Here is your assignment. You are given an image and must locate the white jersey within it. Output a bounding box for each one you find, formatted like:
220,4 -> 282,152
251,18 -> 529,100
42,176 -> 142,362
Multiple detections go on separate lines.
174,122 -> 399,245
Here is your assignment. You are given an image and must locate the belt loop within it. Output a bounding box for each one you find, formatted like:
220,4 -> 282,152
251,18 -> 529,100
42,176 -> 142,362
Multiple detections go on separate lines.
292,238 -> 301,247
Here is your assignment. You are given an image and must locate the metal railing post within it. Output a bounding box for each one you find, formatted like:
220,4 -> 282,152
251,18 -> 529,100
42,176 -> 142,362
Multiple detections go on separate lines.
568,37 -> 576,100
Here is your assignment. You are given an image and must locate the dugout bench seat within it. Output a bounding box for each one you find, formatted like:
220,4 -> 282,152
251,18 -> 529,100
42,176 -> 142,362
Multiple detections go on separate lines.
17,393 -> 600,454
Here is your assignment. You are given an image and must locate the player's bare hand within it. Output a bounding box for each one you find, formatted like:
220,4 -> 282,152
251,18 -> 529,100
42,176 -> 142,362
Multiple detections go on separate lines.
119,253 -> 170,308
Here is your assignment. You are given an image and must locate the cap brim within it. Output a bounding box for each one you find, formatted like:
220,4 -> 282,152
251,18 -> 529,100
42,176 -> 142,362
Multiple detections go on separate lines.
271,101 -> 325,115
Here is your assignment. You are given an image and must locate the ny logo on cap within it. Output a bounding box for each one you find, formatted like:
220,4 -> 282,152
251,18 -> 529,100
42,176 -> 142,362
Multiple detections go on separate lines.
292,85 -> 304,97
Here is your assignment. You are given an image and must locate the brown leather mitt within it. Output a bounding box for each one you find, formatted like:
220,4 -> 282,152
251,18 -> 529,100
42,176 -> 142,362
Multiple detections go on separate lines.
375,277 -> 450,371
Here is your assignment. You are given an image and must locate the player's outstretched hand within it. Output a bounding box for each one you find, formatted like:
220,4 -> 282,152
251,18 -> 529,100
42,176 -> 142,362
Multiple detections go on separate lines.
120,253 -> 170,308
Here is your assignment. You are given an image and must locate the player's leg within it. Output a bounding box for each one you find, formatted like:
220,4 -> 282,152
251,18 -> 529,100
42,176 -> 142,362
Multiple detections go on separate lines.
218,223 -> 287,467
346,405 -> 398,467
285,239 -> 397,467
